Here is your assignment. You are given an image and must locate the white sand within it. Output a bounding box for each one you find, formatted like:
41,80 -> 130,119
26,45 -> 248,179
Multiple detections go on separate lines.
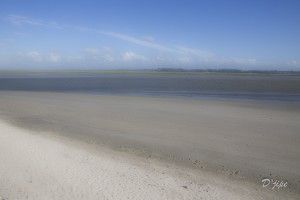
0,120 -> 297,200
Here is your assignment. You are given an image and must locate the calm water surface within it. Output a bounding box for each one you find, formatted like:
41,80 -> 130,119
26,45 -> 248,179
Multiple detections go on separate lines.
1,75 -> 300,102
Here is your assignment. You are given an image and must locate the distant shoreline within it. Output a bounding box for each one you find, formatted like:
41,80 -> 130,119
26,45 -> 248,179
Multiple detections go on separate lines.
0,69 -> 300,77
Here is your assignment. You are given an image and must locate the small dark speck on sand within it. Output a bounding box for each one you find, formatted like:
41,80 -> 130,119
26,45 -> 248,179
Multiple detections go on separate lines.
181,186 -> 188,189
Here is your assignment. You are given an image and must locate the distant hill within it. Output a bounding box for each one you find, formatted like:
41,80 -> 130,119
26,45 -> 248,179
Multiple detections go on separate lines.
154,68 -> 300,74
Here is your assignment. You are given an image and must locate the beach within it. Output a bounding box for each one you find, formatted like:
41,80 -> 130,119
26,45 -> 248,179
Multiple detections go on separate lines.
0,91 -> 299,199
1,119 -> 296,200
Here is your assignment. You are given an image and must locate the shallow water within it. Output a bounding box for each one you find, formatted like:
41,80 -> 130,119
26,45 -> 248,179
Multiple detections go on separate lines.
1,75 -> 300,102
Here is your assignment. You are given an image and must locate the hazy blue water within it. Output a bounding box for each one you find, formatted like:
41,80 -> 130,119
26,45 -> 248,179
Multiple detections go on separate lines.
1,75 -> 300,102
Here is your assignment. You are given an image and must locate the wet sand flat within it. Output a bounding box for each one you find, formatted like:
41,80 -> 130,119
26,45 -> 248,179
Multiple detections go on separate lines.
0,91 -> 299,194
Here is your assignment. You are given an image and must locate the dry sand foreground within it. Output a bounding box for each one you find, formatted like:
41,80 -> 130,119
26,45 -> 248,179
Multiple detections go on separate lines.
0,120 -> 297,200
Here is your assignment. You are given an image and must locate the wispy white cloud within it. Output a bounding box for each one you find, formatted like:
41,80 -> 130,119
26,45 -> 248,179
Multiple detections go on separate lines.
47,53 -> 61,62
20,51 -> 61,63
9,15 -> 42,26
102,32 -> 217,61
102,31 -> 180,54
122,52 -> 147,61
8,15 -> 62,29
22,51 -> 43,62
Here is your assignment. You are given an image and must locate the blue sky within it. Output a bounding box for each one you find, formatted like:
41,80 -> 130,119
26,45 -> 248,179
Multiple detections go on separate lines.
0,0 -> 299,70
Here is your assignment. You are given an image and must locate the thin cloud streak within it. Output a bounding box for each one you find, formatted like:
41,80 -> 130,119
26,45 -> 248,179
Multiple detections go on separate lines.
9,15 -> 63,29
101,31 -> 181,54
